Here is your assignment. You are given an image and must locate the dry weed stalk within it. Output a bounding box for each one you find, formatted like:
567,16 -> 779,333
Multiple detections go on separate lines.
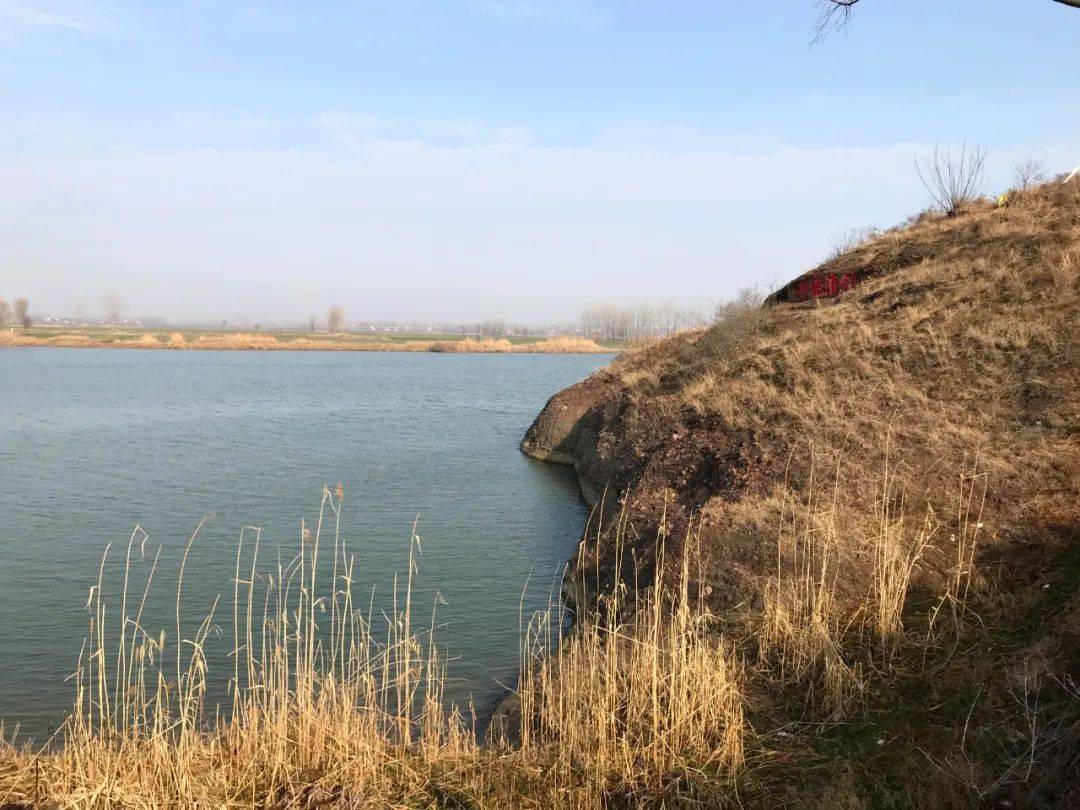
518,522 -> 746,795
13,487 -> 476,807
1,492 -> 753,808
926,464 -> 987,645
761,456 -> 985,711
760,466 -> 865,713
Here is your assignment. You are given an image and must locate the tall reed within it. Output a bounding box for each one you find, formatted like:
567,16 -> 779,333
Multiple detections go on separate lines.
0,460 -> 986,806
760,457 -> 986,713
23,487 -> 475,806
517,521 -> 747,798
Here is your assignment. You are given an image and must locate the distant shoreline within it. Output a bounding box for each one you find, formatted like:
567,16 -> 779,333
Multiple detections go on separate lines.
0,329 -> 620,354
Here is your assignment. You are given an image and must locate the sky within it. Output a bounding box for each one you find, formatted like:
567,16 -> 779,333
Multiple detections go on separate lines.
1,1 -> 1078,325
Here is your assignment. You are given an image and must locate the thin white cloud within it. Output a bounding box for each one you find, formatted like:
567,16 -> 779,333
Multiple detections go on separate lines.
314,111 -> 532,150
470,0 -> 607,27
0,1 -> 112,35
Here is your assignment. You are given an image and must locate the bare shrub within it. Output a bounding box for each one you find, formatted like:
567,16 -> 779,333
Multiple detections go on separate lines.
1013,158 -> 1047,192
703,286 -> 766,365
916,143 -> 989,216
713,286 -> 764,324
828,225 -> 879,259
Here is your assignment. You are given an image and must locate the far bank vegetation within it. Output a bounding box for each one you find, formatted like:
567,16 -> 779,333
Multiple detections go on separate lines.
0,330 -> 613,354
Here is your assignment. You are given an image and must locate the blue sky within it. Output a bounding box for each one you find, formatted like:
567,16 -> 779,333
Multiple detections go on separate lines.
2,1 -> 1078,324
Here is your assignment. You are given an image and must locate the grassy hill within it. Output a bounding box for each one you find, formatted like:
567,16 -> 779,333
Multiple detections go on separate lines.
521,178 -> 1079,805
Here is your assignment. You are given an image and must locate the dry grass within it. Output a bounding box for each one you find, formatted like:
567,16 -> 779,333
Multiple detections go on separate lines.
587,179 -> 1078,588
429,336 -> 610,354
0,490 -> 480,807
517,523 -> 746,803
758,454 -> 986,716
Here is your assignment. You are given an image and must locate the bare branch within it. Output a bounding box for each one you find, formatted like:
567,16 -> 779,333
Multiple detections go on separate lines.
1012,158 -> 1046,192
815,0 -> 1078,43
812,0 -> 861,44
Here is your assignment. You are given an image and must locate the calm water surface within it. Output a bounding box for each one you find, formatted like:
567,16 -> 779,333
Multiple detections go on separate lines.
0,348 -> 610,740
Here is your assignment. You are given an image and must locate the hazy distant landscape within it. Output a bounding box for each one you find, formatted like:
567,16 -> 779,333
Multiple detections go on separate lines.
0,301 -> 710,352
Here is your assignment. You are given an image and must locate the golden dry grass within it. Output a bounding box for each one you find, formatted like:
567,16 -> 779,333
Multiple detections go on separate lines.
0,491 -> 752,808
517,524 -> 746,801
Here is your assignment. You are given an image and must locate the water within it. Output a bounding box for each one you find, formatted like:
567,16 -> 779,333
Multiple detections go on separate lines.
0,347 -> 610,741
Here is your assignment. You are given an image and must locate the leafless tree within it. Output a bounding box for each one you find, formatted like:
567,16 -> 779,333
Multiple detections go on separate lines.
1013,158 -> 1046,192
479,319 -> 507,338
710,286 -> 766,359
581,302 -> 707,341
102,293 -> 124,325
713,287 -> 764,324
14,298 -> 30,333
0,298 -> 10,328
916,143 -> 989,216
327,306 -> 346,334
814,0 -> 1078,42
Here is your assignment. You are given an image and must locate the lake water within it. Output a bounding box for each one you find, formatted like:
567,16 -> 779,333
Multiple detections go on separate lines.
0,348 -> 610,741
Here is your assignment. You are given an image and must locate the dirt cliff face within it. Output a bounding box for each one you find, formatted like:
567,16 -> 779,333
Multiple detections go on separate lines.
520,374 -> 618,506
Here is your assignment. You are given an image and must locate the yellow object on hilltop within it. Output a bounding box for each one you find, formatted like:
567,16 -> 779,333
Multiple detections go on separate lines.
997,192 -> 1010,207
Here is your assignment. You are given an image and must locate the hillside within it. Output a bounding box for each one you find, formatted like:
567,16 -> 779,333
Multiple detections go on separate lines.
523,179 -> 1080,805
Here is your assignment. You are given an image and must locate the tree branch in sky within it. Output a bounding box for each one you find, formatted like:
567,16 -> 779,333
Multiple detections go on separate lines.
814,0 -> 1078,44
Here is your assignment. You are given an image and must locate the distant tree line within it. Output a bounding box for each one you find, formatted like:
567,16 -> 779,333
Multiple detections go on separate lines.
581,302 -> 707,342
478,320 -> 509,338
0,297 -> 31,332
